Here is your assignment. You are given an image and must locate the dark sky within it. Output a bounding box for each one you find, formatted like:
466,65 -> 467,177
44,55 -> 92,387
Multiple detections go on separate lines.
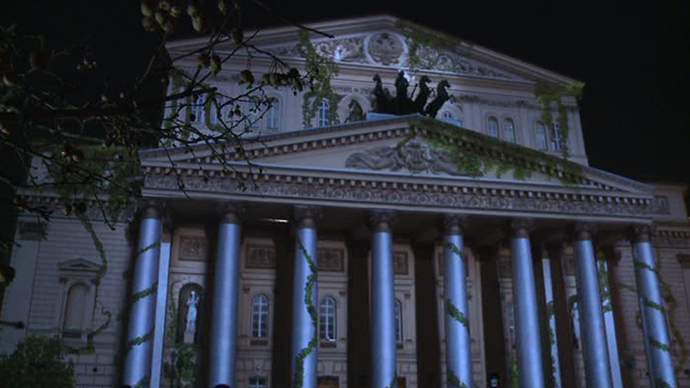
2,1 -> 688,185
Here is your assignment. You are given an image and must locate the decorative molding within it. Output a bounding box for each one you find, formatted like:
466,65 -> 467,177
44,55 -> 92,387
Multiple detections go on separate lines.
651,195 -> 670,215
178,236 -> 207,261
17,221 -> 45,240
318,248 -> 345,272
677,254 -> 690,269
366,32 -> 405,66
393,251 -> 409,275
345,139 -> 472,176
144,172 -> 652,219
246,245 -> 276,269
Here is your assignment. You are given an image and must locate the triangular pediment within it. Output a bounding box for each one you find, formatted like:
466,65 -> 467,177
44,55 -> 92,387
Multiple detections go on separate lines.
140,115 -> 653,196
58,258 -> 102,273
166,15 -> 577,85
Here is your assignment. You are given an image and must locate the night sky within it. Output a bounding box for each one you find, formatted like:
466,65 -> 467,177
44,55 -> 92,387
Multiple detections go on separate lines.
2,1 -> 688,185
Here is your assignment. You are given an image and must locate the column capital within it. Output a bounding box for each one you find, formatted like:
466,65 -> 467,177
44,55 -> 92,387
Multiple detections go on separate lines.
444,214 -> 467,235
573,222 -> 597,241
629,223 -> 655,243
218,202 -> 244,223
137,199 -> 164,219
370,210 -> 395,232
294,206 -> 321,228
510,218 -> 534,238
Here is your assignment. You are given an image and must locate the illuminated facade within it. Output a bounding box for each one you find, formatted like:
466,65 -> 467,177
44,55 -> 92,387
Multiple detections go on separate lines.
2,15 -> 690,388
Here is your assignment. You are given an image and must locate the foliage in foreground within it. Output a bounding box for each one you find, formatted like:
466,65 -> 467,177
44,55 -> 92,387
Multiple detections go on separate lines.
0,335 -> 75,388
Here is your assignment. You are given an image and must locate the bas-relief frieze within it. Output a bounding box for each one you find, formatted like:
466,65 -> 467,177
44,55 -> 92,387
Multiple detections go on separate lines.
178,236 -> 207,261
651,195 -> 670,215
317,248 -> 345,272
144,173 -> 650,218
246,245 -> 276,269
345,139 -> 470,176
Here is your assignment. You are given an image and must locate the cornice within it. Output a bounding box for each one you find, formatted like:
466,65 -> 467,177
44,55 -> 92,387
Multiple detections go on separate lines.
141,161 -> 653,221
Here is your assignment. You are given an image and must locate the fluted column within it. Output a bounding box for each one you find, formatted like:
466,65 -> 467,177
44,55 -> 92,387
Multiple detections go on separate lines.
208,204 -> 242,388
511,219 -> 545,388
122,201 -> 163,387
443,215 -> 472,388
291,206 -> 319,388
573,223 -> 613,388
632,225 -> 678,388
371,211 -> 397,388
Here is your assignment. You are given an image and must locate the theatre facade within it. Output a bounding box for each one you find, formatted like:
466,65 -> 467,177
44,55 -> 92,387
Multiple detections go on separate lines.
2,15 -> 690,388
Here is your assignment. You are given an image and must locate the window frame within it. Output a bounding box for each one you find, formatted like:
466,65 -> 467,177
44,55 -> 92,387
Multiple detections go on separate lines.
264,97 -> 281,130
503,118 -> 516,143
319,296 -> 337,342
317,98 -> 331,127
487,116 -> 499,138
535,121 -> 549,151
394,298 -> 403,343
251,293 -> 270,338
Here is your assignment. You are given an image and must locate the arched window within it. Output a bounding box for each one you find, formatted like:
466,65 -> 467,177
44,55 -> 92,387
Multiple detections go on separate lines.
251,294 -> 269,338
552,122 -> 563,151
318,99 -> 330,127
190,94 -> 204,124
535,121 -> 548,151
63,283 -> 88,335
487,116 -> 499,138
441,111 -> 463,127
265,98 -> 280,130
394,299 -> 403,342
319,297 -> 337,341
503,118 -> 516,143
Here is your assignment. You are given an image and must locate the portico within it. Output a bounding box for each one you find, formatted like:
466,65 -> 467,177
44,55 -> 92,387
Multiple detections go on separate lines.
120,115 -> 676,388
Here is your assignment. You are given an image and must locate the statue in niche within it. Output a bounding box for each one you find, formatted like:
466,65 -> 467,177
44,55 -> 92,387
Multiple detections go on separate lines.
371,71 -> 453,118
185,290 -> 199,334
345,100 -> 365,123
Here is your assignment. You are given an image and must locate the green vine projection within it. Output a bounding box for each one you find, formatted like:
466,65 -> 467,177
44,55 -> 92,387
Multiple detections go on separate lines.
409,118 -> 584,184
509,356 -> 519,388
395,19 -> 468,73
297,31 -> 342,128
596,253 -> 613,313
545,300 -> 560,388
626,250 -> 688,385
293,237 -> 318,388
447,369 -> 469,388
534,81 -> 584,160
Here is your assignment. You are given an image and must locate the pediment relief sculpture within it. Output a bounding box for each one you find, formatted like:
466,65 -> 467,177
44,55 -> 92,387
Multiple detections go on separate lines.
345,139 -> 472,176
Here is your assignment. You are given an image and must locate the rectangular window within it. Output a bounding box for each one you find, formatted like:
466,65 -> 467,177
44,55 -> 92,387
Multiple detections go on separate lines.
249,377 -> 267,388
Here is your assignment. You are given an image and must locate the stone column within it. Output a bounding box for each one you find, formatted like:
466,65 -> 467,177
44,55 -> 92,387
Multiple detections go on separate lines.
632,225 -> 678,388
122,201 -> 162,387
208,204 -> 242,388
511,219 -> 545,388
443,215 -> 472,388
291,207 -> 319,388
371,211 -> 397,388
573,223 -> 613,388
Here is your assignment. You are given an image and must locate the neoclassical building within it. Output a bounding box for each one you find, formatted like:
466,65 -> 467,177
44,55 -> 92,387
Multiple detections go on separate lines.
1,15 -> 690,388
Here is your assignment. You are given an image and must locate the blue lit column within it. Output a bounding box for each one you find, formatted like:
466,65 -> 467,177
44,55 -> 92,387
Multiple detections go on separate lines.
443,215 -> 472,388
371,211 -> 397,388
291,206 -> 319,388
511,219 -> 545,388
573,223 -> 613,388
632,225 -> 678,388
208,204 -> 242,388
122,201 -> 162,387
